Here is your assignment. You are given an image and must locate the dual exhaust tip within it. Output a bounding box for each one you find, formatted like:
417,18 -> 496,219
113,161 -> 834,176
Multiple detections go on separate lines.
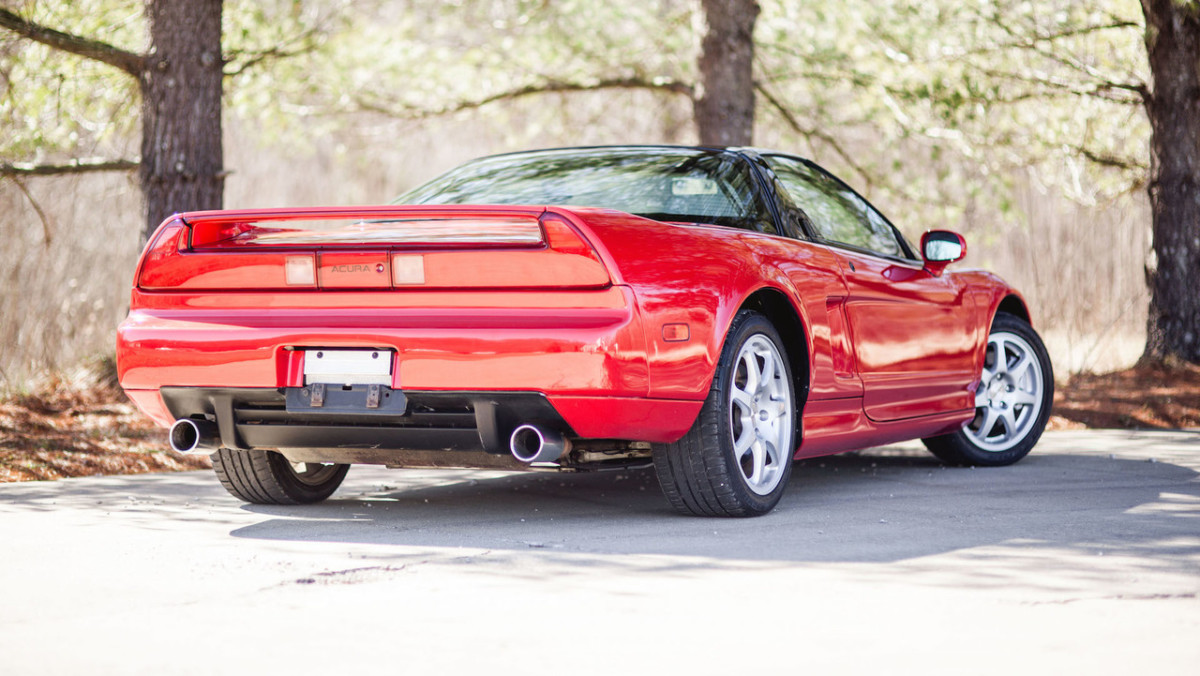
169,418 -> 221,455
170,417 -> 568,464
508,424 -> 569,464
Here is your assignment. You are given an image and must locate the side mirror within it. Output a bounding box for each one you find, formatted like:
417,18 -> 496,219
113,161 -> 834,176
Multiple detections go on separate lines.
921,230 -> 967,276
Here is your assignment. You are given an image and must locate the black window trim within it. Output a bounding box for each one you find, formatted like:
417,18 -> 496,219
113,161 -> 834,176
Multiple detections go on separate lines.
760,152 -> 922,264
737,150 -> 808,241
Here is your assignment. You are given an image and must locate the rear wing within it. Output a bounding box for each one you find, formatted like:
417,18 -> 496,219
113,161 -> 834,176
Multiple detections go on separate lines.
135,206 -> 611,291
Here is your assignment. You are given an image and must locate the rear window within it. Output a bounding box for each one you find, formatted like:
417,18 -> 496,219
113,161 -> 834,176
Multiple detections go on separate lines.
399,148 -> 777,234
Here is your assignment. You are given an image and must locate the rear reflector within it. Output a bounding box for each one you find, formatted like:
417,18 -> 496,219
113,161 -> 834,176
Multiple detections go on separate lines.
662,323 -> 690,342
392,255 -> 425,285
285,256 -> 316,286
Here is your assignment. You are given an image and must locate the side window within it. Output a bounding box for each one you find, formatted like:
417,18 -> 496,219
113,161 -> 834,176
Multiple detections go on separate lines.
766,156 -> 903,258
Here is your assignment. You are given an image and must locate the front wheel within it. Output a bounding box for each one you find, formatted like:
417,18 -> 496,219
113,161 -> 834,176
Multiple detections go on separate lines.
922,312 -> 1053,466
653,310 -> 796,517
212,448 -> 349,504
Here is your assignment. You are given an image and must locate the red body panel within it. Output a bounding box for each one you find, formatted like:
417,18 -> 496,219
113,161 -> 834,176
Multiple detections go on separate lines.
831,248 -> 980,422
117,205 -> 1023,459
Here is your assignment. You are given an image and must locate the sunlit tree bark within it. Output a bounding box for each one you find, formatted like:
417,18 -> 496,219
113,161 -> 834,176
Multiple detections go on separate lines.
696,0 -> 759,146
0,1 -> 225,241
140,0 -> 225,242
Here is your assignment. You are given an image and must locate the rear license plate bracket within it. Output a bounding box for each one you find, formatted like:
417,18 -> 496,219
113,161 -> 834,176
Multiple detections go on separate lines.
285,384 -> 408,416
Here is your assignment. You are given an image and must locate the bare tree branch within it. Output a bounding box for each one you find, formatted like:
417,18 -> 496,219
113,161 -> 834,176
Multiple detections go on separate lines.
5,176 -> 53,246
0,8 -> 144,77
988,10 -> 1149,103
354,77 -> 695,119
969,67 -> 1147,106
223,25 -> 324,78
957,19 -> 1140,59
1079,146 -> 1147,171
753,81 -> 874,189
0,158 -> 139,176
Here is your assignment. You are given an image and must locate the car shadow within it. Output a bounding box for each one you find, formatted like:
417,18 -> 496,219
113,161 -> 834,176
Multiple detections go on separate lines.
228,441 -> 1200,567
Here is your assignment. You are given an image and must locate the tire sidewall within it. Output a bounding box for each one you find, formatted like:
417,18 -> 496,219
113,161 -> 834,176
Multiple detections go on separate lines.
711,312 -> 796,513
266,451 -> 349,503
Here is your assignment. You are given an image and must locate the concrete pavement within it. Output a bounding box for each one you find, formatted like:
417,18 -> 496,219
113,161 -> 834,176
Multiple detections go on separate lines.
0,430 -> 1197,674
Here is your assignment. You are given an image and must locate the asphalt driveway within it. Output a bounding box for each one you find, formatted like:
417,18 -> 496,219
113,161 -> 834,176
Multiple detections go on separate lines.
1,430 -> 1197,674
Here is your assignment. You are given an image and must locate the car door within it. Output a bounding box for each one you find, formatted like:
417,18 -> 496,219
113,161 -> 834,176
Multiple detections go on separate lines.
763,155 -> 978,422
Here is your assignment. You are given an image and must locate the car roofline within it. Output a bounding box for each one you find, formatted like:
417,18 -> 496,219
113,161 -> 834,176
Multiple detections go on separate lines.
462,144 -> 750,161
458,144 -> 814,168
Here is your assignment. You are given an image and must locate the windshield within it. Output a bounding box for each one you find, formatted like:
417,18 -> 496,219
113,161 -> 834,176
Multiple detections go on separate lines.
397,147 -> 777,233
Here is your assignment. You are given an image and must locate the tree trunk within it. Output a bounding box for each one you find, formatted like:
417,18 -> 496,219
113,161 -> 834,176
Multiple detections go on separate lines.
1140,0 -> 1200,364
695,0 -> 759,146
140,0 -> 225,242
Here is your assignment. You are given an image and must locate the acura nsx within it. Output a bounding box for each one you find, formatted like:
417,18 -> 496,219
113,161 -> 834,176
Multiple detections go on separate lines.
116,146 -> 1053,516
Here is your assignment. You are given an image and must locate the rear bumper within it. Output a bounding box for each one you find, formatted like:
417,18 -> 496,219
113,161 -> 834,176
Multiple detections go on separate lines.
117,286 -> 702,444
127,387 -> 700,450
117,286 -> 649,391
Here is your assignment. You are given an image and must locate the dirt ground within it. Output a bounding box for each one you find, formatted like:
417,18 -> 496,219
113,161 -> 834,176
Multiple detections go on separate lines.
1050,361 -> 1200,430
1,363 -> 1197,482
0,382 -> 209,482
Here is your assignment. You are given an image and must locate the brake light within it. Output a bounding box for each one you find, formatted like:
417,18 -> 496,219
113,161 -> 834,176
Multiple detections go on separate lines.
190,220 -> 256,248
132,209 -> 611,291
541,213 -> 603,263
136,221 -> 189,289
194,218 -> 546,247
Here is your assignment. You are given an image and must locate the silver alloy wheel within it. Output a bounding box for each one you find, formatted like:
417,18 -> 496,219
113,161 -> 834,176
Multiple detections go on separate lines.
290,461 -> 342,487
729,334 -> 793,495
967,331 -> 1046,452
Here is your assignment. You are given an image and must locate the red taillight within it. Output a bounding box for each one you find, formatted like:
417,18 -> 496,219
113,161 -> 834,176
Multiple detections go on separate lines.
190,220 -> 257,248
135,221 -> 189,289
133,209 -> 611,291
195,218 -> 546,248
542,213 -> 597,257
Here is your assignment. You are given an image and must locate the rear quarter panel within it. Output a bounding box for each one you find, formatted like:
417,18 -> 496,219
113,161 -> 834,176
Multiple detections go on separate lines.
561,209 -> 826,400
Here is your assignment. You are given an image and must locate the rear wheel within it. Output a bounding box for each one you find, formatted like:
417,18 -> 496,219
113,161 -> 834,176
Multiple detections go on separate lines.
212,448 -> 348,504
922,313 -> 1053,466
653,310 -> 796,517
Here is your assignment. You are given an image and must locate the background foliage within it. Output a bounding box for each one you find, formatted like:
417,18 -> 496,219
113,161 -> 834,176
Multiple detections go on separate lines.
0,0 -> 1153,388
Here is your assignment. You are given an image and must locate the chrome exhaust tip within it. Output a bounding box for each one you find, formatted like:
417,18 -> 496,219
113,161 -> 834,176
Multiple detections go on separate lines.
169,418 -> 221,455
509,424 -> 569,463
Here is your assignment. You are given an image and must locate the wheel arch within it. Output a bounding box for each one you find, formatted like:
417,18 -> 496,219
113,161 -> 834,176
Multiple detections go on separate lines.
735,286 -> 812,418
995,294 -> 1031,325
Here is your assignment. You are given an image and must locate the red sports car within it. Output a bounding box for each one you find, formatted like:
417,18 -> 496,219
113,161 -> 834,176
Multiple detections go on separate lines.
116,146 -> 1053,516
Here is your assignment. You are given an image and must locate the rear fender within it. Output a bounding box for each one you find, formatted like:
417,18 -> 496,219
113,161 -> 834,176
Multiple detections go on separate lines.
563,211 -> 808,400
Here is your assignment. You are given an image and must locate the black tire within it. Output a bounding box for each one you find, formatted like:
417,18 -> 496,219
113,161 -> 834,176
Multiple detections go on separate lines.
211,448 -> 349,505
652,310 -> 797,517
922,312 -> 1054,466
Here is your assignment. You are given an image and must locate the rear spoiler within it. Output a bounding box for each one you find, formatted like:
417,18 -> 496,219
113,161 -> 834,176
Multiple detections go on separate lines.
135,205 -> 611,291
